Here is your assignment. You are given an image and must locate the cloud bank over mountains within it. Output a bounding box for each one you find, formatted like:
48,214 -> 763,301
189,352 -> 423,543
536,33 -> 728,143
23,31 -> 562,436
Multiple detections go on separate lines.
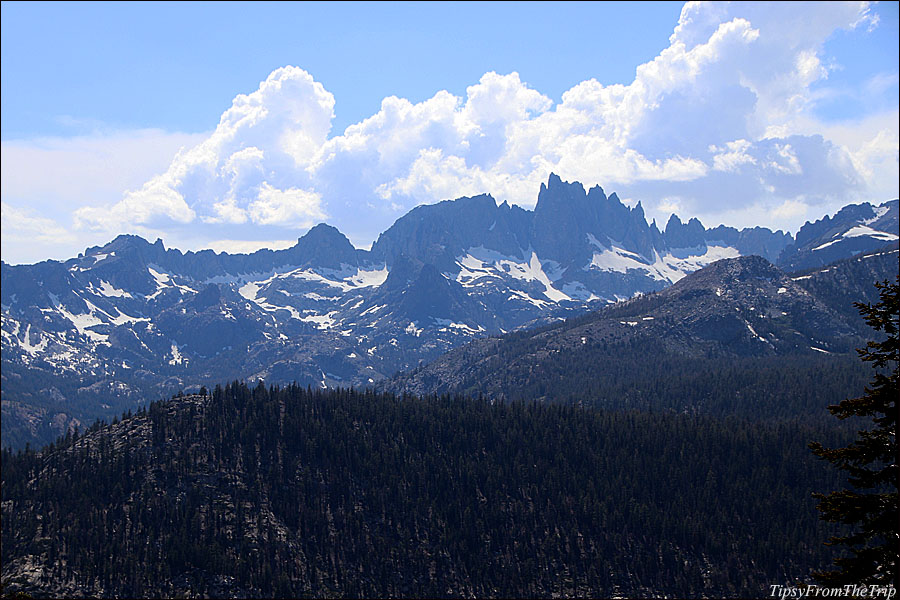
2,1 -> 897,264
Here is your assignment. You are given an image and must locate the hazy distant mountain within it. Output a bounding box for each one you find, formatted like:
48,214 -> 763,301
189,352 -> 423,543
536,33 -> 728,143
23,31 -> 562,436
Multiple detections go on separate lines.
1,175 -> 896,449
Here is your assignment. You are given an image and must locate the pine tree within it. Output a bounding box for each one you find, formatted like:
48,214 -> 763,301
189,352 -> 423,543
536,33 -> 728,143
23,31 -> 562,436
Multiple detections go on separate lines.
810,276 -> 898,586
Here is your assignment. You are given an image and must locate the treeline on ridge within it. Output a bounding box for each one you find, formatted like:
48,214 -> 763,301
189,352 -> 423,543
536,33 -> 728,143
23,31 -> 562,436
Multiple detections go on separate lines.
398,337 -> 872,422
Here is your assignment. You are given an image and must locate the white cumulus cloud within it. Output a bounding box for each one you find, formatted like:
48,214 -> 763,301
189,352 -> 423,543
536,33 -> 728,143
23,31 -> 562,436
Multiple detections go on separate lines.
75,66 -> 335,233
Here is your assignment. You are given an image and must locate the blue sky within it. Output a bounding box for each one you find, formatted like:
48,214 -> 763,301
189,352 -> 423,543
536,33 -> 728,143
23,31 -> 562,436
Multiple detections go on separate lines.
1,2 -> 687,137
2,1 -> 898,264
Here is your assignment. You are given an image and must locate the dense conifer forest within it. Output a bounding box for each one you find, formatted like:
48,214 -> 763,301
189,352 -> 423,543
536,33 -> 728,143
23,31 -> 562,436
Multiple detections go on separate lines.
403,340 -> 873,422
2,382 -> 853,598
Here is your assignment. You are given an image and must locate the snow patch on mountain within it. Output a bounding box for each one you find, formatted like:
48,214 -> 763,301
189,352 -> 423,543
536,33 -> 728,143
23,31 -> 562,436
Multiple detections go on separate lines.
433,318 -> 485,334
300,311 -> 337,330
238,281 -> 262,302
147,266 -> 197,298
523,253 -> 571,302
651,246 -> 741,283
863,205 -> 890,225
46,293 -> 108,344
585,243 -> 739,284
507,289 -> 551,309
588,246 -> 649,274
109,309 -> 149,326
345,265 -> 389,288
810,226 -> 897,252
94,280 -> 133,298
91,252 -> 114,264
168,343 -> 185,365
842,225 -> 897,241
5,322 -> 49,356
454,246 -> 570,301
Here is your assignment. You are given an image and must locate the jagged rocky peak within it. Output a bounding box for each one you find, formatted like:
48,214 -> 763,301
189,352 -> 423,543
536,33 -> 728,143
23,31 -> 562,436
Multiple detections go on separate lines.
370,193 -> 529,270
532,174 -> 599,266
79,234 -> 148,258
537,173 -> 587,204
619,198 -> 658,260
287,222 -> 361,270
531,174 -> 660,263
102,233 -> 153,251
587,185 -> 621,241
80,234 -> 166,268
534,174 -> 592,226
665,215 -> 708,250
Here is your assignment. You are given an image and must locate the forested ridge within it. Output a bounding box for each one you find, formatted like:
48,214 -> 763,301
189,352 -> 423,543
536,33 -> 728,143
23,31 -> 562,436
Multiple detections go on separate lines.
388,250 -> 899,406
397,339 -> 873,422
2,383 -> 853,598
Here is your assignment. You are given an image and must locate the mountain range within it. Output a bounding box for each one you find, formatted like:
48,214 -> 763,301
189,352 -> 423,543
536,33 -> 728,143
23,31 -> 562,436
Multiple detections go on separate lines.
2,174 -> 898,449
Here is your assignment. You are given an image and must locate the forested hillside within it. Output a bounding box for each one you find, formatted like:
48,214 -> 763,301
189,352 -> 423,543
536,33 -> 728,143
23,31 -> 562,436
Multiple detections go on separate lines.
2,384 -> 852,598
389,249 -> 898,411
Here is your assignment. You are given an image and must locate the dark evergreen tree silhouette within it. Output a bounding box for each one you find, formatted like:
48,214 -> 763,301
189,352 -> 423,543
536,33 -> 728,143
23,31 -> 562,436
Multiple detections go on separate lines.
810,276 -> 898,586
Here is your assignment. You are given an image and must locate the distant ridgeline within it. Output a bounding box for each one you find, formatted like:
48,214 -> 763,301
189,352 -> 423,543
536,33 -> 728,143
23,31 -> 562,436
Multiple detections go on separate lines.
2,173 -> 897,450
387,249 -> 899,414
1,385 -> 853,598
